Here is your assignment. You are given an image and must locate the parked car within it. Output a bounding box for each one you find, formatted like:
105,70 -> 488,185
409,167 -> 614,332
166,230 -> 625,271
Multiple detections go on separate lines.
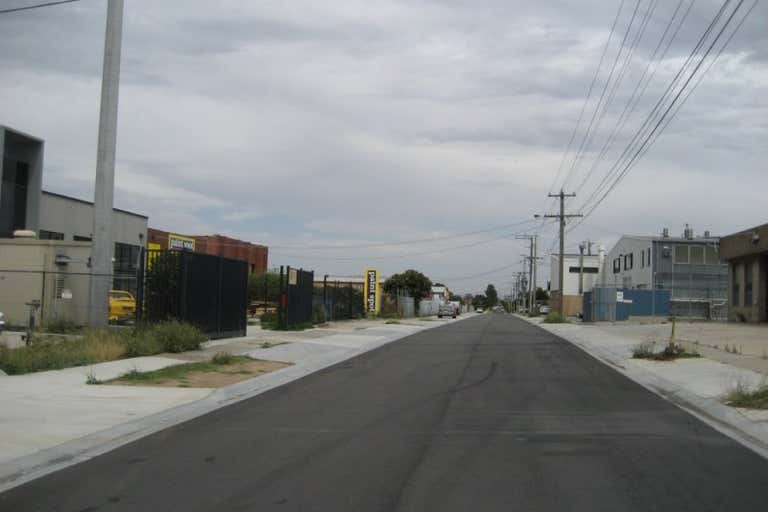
109,290 -> 136,322
475,308 -> 484,313
0,311 -> 5,334
539,305 -> 551,314
438,303 -> 457,319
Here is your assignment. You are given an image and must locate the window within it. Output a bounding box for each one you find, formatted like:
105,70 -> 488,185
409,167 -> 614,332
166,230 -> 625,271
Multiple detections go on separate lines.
39,229 -> 64,240
641,250 -> 645,268
624,253 -> 633,271
732,282 -> 740,307
74,235 -> 92,242
745,262 -> 753,306
705,245 -> 719,265
569,266 -> 599,274
628,253 -> 633,270
613,258 -> 620,273
674,245 -> 689,264
648,248 -> 651,266
0,160 -> 30,237
690,246 -> 704,265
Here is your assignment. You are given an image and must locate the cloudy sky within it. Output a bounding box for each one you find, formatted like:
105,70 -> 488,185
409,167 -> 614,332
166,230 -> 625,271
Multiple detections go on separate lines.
1,0 -> 766,295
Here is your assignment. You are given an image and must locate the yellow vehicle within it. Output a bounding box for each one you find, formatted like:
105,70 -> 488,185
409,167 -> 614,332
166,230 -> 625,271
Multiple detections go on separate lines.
109,290 -> 136,322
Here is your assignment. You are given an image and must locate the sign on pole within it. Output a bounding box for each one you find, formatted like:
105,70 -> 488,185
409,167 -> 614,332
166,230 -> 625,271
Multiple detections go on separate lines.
364,268 -> 379,315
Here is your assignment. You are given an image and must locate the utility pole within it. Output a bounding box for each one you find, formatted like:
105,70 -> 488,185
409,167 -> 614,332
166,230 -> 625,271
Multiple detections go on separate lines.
88,0 -> 124,327
516,235 -> 535,311
537,190 -> 582,315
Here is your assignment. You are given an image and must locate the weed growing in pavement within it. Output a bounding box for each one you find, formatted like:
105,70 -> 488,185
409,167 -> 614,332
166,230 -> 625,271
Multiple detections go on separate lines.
631,341 -> 700,361
212,352 -> 236,364
725,380 -> 768,409
543,312 -> 569,324
85,369 -> 102,385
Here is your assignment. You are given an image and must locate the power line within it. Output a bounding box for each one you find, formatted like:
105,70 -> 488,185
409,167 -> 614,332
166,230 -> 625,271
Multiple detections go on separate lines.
547,0 -> 626,196
574,0 -> 734,219
573,0 -> 693,198
0,0 -> 79,15
573,0 -> 750,228
558,0 -> 642,194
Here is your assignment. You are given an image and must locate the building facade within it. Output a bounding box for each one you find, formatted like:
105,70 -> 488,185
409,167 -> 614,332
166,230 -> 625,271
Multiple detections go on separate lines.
147,228 -> 268,274
720,223 -> 768,323
0,126 -> 43,237
550,253 -> 602,316
605,227 -> 727,318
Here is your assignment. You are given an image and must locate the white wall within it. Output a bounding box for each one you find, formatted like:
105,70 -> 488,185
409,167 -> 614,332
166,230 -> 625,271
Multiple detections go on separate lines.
604,236 -> 653,289
39,192 -> 147,247
551,254 -> 601,295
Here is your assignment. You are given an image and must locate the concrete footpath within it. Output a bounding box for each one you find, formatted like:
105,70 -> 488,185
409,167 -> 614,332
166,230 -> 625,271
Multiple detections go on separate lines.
519,315 -> 768,458
0,315 -> 470,492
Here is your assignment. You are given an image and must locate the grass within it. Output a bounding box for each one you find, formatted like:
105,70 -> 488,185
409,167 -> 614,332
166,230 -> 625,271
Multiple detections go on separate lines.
631,341 -> 701,361
725,381 -> 768,409
43,317 -> 83,334
0,321 -> 207,375
110,355 -> 253,385
542,312 -> 569,324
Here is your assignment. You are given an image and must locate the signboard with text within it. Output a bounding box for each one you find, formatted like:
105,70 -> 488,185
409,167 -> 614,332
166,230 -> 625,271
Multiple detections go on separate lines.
168,234 -> 195,251
364,268 -> 380,315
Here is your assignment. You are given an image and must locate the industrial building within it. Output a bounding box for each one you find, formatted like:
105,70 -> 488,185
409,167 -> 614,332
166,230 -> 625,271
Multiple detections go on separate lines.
604,226 -> 727,318
550,252 -> 603,317
0,126 -> 43,238
720,222 -> 768,323
147,228 -> 268,274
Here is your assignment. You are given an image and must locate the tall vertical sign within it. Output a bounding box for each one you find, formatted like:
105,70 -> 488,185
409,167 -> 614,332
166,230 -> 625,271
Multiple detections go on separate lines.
364,268 -> 379,315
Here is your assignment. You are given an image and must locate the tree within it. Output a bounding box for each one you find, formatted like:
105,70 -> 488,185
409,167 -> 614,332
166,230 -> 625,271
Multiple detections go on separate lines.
248,271 -> 281,304
382,270 -> 432,311
433,282 -> 445,287
485,284 -> 499,307
448,292 -> 463,303
472,294 -> 487,309
535,287 -> 549,302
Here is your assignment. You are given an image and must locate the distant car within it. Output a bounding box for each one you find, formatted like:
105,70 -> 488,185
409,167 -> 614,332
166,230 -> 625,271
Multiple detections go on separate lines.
0,311 -> 5,334
438,304 -> 457,319
539,305 -> 551,314
109,290 -> 136,322
475,308 -> 484,313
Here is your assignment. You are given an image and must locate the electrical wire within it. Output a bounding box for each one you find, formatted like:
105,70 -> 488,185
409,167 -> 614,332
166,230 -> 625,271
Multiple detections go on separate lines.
572,0 -> 750,229
573,0 -> 734,219
547,0 -> 626,197
0,0 -> 79,15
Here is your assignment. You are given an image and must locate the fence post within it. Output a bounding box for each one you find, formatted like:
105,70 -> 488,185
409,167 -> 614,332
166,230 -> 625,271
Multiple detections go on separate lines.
135,247 -> 145,322
323,274 -> 328,322
279,265 -> 285,329
216,256 -> 223,338
263,268 -> 268,316
179,251 -> 189,322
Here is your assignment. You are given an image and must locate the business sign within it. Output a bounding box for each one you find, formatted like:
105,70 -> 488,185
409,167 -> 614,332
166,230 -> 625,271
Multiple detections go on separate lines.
364,268 -> 379,314
168,234 -> 195,251
616,291 -> 624,302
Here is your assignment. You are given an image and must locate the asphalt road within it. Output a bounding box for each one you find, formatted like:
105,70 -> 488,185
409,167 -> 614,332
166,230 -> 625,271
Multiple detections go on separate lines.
3,314 -> 768,511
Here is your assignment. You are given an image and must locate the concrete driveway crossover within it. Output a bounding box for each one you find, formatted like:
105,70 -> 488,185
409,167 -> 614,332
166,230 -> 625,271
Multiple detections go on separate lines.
2,314 -> 768,511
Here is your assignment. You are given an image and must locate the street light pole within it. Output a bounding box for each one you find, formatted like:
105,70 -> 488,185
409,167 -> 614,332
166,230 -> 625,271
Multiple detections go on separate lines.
88,0 -> 124,327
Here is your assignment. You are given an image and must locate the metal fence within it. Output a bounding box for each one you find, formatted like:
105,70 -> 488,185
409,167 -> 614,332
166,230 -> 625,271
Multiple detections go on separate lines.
282,266 -> 314,328
137,249 -> 248,339
313,278 -> 364,322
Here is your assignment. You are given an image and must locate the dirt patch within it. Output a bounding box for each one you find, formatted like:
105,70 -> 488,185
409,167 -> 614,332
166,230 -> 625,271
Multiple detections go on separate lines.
109,359 -> 291,388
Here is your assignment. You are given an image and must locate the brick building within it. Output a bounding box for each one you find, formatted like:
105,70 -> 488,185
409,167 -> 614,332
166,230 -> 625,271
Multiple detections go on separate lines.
147,228 -> 268,274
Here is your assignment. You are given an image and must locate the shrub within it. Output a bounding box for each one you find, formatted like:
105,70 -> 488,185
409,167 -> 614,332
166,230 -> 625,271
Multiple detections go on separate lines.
212,351 -> 235,365
0,330 -> 126,375
145,321 -> 206,353
543,312 -> 568,323
632,341 -> 657,359
43,317 -> 82,334
123,331 -> 164,357
726,381 -> 768,409
260,312 -> 279,330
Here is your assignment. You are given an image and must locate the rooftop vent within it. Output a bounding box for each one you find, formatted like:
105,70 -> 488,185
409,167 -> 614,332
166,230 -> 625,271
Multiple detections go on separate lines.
683,224 -> 694,240
704,230 -> 711,238
662,227 -> 669,238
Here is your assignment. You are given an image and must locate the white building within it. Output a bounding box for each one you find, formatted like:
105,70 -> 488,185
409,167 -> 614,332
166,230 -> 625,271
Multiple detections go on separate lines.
550,252 -> 602,316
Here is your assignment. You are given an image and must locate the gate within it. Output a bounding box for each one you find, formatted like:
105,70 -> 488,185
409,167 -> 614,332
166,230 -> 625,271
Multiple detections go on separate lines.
280,266 -> 314,328
137,249 -> 248,339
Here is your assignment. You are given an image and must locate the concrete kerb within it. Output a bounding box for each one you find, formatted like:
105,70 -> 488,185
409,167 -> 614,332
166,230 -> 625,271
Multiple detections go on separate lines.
515,314 -> 768,460
0,315 -> 474,493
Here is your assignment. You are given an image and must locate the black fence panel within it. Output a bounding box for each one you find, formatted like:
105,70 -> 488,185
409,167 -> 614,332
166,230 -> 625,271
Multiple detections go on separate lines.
312,279 -> 364,321
283,266 -> 314,328
138,249 -> 247,339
